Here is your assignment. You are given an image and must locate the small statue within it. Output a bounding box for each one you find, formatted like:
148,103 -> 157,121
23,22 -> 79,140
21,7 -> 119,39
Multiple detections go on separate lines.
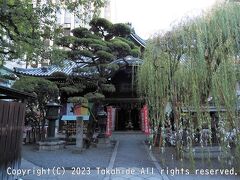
126,121 -> 133,130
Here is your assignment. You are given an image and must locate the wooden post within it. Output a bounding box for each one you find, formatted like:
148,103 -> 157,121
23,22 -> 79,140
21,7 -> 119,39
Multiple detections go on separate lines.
76,117 -> 83,150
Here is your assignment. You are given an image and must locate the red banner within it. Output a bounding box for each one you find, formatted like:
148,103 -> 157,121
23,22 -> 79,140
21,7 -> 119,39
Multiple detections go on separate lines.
106,106 -> 112,137
141,108 -> 145,132
142,105 -> 150,135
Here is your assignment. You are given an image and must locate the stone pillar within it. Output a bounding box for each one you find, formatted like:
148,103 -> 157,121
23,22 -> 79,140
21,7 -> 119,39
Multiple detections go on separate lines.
76,117 -> 83,150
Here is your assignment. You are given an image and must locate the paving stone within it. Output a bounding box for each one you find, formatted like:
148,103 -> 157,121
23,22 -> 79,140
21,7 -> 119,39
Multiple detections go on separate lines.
126,176 -> 144,180
21,143 -> 114,169
18,133 -> 168,180
145,176 -> 163,180
110,176 -> 128,180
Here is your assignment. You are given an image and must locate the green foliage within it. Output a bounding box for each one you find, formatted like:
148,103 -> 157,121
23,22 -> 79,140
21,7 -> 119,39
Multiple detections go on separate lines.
112,23 -> 131,37
13,76 -> 59,140
106,63 -> 119,72
0,73 -> 17,80
96,50 -> 114,61
58,17 -> 142,98
60,86 -> 82,95
110,40 -> 131,57
48,48 -> 69,65
0,0 -> 45,61
59,81 -> 86,95
13,76 -> 59,101
68,96 -> 88,104
71,27 -> 92,38
58,17 -> 141,61
237,65 -> 240,80
138,2 -> 240,165
90,43 -> 110,52
114,37 -> 136,49
84,92 -> 105,101
51,72 -> 67,78
13,76 -> 59,112
0,0 -> 105,64
69,49 -> 94,59
100,83 -> 116,92
56,36 -> 77,47
131,48 -> 141,57
90,18 -> 112,34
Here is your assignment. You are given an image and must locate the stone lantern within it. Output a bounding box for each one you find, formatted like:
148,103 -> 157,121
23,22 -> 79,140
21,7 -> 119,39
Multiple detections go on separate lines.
97,107 -> 107,138
45,102 -> 62,139
37,102 -> 64,150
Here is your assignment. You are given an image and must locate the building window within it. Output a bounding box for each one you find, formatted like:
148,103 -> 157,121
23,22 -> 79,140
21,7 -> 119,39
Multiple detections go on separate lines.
63,28 -> 71,36
64,10 -> 72,24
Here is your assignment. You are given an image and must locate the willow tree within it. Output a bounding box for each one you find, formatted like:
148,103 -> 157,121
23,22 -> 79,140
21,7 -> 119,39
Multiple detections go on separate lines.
138,1 -> 240,166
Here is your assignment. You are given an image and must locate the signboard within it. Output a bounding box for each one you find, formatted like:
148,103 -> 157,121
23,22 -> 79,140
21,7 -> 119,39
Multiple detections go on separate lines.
66,103 -> 74,115
74,102 -> 89,116
61,115 -> 89,121
106,106 -> 113,137
61,103 -> 89,121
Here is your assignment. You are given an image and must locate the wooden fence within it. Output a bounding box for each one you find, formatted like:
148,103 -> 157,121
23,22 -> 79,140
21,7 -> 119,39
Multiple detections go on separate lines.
0,101 -> 26,180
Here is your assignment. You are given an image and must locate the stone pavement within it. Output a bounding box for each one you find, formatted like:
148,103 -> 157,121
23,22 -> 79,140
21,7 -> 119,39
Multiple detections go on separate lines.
5,132 -> 240,180
105,132 -> 167,180
21,142 -> 114,169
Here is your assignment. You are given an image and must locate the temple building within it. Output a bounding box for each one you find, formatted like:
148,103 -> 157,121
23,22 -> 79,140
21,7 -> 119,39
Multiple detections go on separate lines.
14,33 -> 146,131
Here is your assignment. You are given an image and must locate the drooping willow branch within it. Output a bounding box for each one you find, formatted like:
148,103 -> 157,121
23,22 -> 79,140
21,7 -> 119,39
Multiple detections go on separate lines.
137,1 -> 240,165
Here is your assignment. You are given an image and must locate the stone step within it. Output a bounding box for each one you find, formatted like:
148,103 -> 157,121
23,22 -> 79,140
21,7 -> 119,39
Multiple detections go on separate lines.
183,146 -> 230,159
37,140 -> 66,151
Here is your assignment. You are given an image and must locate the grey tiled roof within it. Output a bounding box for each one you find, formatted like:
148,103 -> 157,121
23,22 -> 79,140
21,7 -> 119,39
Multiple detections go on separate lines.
129,33 -> 146,48
14,61 -> 85,77
14,56 -> 143,77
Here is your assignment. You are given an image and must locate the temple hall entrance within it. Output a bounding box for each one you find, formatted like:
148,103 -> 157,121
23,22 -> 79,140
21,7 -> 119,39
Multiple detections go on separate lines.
105,99 -> 142,131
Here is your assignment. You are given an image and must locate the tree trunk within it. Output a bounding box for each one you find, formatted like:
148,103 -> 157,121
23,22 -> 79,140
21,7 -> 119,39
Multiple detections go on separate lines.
172,82 -> 181,159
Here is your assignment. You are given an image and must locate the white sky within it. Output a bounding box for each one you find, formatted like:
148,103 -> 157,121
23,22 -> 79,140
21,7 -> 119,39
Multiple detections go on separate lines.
109,0 -> 218,39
